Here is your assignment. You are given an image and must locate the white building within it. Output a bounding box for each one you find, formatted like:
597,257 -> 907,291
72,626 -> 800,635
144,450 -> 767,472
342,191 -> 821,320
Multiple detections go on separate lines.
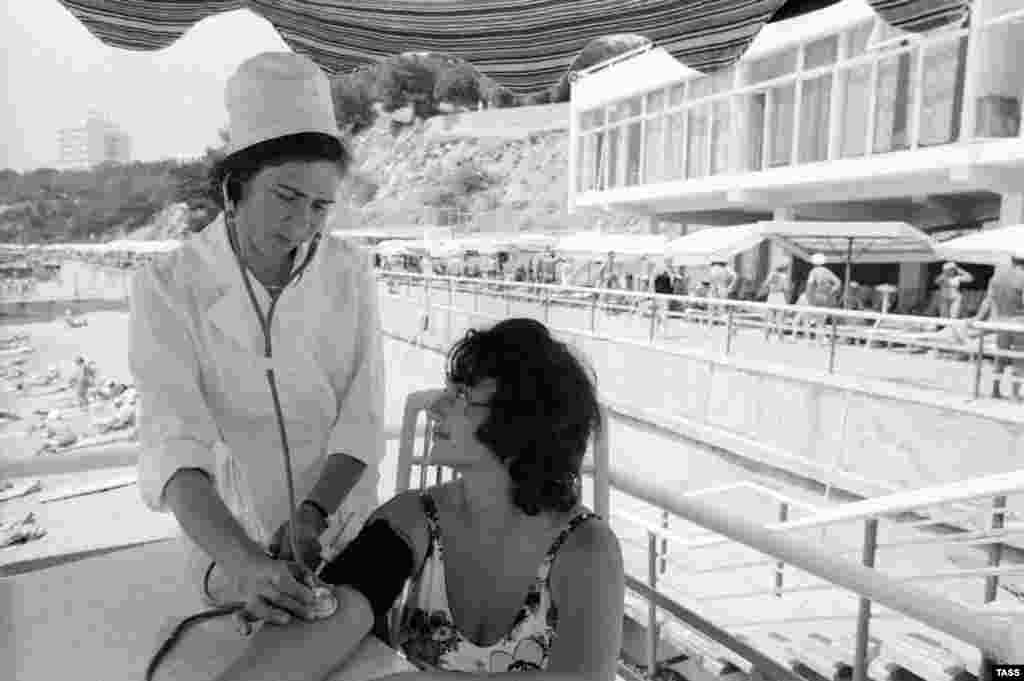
568,0 -> 1024,313
57,112 -> 132,171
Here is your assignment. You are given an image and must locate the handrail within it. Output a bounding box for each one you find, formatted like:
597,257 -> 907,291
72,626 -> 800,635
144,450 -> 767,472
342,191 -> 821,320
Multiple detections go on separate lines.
381,270 -> 1024,403
403,449 -> 1023,662
607,464 -> 1023,663
381,270 -> 1024,335
683,469 -> 1024,549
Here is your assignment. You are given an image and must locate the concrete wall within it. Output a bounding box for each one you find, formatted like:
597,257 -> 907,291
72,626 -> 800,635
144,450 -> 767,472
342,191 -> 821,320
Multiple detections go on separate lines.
424,103 -> 569,141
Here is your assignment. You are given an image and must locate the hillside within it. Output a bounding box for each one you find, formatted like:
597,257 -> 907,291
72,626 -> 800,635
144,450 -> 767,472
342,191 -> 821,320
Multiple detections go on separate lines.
0,106 -> 643,244
343,108 -> 642,234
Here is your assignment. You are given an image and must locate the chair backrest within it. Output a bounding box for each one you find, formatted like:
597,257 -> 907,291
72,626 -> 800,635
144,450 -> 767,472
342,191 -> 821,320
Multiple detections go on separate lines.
394,389 -> 610,517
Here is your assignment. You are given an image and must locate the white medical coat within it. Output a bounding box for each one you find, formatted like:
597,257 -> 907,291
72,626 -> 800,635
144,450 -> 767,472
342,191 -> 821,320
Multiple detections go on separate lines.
130,216 -> 385,584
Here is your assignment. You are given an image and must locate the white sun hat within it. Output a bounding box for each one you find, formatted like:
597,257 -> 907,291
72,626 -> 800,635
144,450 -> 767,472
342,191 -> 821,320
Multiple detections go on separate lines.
811,253 -> 827,266
223,51 -> 342,159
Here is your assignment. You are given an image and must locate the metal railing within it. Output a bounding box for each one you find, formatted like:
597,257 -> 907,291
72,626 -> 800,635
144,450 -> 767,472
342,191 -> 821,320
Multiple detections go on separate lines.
389,384 -> 1024,681
379,270 -> 1024,402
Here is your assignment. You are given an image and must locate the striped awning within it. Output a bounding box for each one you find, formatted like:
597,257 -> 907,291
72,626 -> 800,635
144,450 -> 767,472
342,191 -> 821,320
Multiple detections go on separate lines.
55,0 -> 969,94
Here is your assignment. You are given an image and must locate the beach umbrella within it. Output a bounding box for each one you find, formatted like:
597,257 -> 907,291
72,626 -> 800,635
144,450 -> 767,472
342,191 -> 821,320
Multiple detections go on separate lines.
935,224 -> 1024,265
756,220 -> 940,309
54,1 -> 965,95
666,225 -> 766,266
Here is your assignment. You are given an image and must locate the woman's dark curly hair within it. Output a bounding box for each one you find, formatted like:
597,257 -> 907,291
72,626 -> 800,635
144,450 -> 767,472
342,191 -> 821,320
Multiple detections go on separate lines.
445,318 -> 602,516
208,132 -> 352,214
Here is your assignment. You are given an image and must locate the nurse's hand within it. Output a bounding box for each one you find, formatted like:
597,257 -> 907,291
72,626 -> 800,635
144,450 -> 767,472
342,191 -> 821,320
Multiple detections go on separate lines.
234,554 -> 317,625
269,504 -> 327,571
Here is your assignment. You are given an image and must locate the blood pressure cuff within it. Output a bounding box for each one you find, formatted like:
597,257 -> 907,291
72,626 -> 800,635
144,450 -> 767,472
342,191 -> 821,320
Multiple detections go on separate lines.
318,518 -> 414,617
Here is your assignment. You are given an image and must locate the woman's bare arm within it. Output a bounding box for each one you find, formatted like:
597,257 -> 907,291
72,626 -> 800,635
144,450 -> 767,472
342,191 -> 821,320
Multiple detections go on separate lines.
164,469 -> 264,577
213,586 -> 375,681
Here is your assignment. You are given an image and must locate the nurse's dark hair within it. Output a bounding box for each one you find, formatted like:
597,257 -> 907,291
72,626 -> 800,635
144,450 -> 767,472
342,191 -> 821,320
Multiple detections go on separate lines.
445,318 -> 602,515
209,132 -> 352,210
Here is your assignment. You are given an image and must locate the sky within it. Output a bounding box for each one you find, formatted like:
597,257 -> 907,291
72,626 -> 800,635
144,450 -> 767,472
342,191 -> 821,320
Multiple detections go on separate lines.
1,2 -> 290,171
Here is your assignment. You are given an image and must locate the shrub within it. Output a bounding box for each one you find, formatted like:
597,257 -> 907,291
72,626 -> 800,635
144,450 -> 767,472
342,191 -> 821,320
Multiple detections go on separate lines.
378,54 -> 442,119
434,63 -> 482,109
332,72 -> 378,135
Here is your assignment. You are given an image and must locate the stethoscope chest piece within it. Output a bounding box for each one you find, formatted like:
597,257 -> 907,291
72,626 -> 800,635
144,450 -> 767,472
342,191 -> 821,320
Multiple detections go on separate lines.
308,585 -> 339,620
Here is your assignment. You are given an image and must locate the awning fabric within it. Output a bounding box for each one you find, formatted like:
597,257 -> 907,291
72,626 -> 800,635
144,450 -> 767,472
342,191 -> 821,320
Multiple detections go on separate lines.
665,225 -> 766,266
756,221 -> 941,264
936,225 -> 1024,264
55,0 -> 968,94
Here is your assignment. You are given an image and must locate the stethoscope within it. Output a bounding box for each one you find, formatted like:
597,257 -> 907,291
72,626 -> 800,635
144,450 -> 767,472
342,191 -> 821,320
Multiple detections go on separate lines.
144,176 -> 339,681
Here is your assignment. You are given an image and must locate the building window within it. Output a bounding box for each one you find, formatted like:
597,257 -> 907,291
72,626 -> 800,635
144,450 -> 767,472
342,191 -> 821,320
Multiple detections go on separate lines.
665,111 -> 685,180
839,65 -> 871,157
644,114 -> 666,183
624,121 -> 643,186
686,106 -> 709,179
710,100 -> 732,174
799,74 -> 832,163
919,36 -> 966,146
973,1 -> 1024,138
767,84 -> 796,167
873,51 -> 915,153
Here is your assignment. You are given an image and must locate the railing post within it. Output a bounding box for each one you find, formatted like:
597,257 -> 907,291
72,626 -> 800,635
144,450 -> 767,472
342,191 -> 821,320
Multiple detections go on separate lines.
647,531 -> 659,680
648,295 -> 658,344
447,277 -> 454,342
852,518 -> 879,681
543,285 -> 551,324
473,280 -> 480,314
423,275 -> 431,334
590,292 -> 598,334
974,327 -> 986,399
829,313 -> 839,374
980,495 -> 1008,681
660,510 -> 669,576
505,282 -> 512,317
775,502 -> 790,597
725,305 -> 735,355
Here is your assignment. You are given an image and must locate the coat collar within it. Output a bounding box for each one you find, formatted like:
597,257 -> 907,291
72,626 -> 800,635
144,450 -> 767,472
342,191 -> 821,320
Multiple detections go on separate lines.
197,214 -> 320,354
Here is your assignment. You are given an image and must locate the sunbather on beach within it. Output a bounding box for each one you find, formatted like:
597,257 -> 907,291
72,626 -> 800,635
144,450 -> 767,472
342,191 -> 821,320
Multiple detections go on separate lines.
215,319 -> 624,681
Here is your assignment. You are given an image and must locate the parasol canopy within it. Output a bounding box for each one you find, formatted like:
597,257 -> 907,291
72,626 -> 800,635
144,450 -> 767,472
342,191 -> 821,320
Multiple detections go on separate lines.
935,224 -> 1024,265
54,0 -> 967,94
756,221 -> 941,265
665,225 -> 766,266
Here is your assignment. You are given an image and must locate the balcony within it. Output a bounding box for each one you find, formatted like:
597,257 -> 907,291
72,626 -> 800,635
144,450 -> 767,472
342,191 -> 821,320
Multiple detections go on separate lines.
571,0 -> 1024,213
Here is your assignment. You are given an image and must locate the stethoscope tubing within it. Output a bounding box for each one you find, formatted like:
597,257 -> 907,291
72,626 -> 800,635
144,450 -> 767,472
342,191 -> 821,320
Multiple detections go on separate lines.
144,211 -> 323,681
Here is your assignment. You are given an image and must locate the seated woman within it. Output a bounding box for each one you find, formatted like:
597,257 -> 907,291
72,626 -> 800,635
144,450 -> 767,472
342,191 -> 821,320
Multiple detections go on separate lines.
215,318 -> 625,681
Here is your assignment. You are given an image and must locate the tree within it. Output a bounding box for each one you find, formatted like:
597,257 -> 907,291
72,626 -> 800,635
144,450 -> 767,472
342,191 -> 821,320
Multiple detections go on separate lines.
489,88 -> 519,109
377,54 -> 442,120
434,63 -> 482,109
332,73 -> 378,135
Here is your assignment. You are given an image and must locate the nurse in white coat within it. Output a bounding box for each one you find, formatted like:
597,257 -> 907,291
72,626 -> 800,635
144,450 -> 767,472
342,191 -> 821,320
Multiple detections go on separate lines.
130,52 -> 384,626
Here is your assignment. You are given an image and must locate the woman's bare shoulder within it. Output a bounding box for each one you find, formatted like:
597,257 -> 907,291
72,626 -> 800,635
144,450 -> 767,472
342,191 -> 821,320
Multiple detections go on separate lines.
554,509 -> 621,567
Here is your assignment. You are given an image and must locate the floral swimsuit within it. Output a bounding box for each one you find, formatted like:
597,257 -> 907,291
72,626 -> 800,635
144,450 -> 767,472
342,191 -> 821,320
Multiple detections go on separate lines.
395,493 -> 597,673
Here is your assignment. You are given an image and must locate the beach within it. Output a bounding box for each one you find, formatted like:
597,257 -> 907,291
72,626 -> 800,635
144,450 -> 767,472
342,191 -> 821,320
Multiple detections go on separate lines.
0,310 -> 136,464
